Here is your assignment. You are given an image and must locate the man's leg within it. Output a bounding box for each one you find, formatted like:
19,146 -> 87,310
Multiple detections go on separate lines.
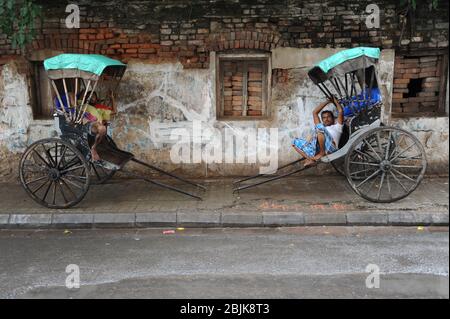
90,122 -> 107,161
292,144 -> 311,160
303,132 -> 326,166
313,131 -> 326,160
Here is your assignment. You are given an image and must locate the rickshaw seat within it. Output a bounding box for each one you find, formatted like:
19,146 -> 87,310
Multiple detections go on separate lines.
90,135 -> 134,169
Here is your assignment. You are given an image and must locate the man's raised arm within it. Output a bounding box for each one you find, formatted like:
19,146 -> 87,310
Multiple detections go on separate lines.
312,100 -> 331,125
331,96 -> 344,125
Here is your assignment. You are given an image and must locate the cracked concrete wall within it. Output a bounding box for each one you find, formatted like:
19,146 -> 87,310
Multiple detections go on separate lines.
0,48 -> 448,179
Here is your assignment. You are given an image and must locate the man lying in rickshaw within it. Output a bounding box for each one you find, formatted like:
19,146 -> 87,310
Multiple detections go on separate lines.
57,90 -> 116,162
292,96 -> 344,167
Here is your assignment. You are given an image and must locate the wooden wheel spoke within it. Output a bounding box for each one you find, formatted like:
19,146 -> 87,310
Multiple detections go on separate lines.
60,178 -> 77,199
384,131 -> 392,160
57,145 -> 68,169
389,134 -> 405,161
23,161 -> 47,173
389,170 -> 408,193
60,156 -> 81,170
386,173 -> 392,198
41,144 -> 56,167
65,174 -> 87,180
391,167 -> 416,183
25,175 -> 48,185
54,142 -> 58,167
60,176 -> 84,190
42,180 -> 53,202
61,165 -> 86,174
52,182 -> 57,205
391,164 -> 423,169
375,132 -> 383,155
57,182 -> 68,204
390,142 -> 416,163
377,172 -> 386,200
363,138 -> 382,161
31,178 -> 50,195
355,169 -> 381,188
32,149 -> 51,168
350,167 -> 377,176
354,149 -> 379,162
349,161 -> 379,167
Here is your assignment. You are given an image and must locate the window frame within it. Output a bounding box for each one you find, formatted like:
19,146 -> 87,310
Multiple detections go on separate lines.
215,52 -> 271,121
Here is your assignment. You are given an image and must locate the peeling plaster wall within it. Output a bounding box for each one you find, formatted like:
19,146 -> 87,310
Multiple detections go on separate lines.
0,48 -> 447,179
0,61 -> 57,179
392,117 -> 449,174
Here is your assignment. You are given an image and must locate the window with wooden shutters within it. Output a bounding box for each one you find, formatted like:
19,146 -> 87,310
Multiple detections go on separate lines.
216,53 -> 270,120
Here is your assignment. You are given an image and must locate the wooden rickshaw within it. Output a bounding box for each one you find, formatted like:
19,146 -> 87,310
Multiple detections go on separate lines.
234,47 -> 427,203
19,54 -> 205,208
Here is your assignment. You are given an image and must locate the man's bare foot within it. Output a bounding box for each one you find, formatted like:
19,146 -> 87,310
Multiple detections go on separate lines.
304,153 -> 325,167
304,158 -> 316,167
91,148 -> 101,161
312,153 -> 325,162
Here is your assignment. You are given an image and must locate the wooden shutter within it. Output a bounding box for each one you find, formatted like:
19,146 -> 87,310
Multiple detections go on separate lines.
220,59 -> 267,118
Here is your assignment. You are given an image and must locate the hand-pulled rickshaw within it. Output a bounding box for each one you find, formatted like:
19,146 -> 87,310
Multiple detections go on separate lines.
234,47 -> 427,203
19,54 -> 205,208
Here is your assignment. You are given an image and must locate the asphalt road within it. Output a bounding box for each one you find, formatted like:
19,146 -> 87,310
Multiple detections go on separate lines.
0,226 -> 448,299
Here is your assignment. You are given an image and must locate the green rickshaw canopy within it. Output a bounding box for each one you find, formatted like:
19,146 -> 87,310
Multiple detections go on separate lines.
308,47 -> 381,84
44,54 -> 126,76
316,47 -> 380,74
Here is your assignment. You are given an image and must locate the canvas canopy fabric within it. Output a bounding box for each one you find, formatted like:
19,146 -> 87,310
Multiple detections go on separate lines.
44,54 -> 126,79
308,47 -> 380,84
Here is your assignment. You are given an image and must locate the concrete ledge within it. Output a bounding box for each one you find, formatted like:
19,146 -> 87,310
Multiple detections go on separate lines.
304,213 -> 347,225
93,213 -> 136,228
347,212 -> 388,225
222,213 -> 262,227
52,214 -> 94,228
0,211 -> 447,229
136,212 -> 176,227
388,212 -> 449,225
0,214 -> 10,226
177,212 -> 221,227
9,214 -> 52,228
263,212 -> 305,226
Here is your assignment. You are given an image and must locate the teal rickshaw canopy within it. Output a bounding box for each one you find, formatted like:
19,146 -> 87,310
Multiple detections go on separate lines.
44,54 -> 126,80
308,47 -> 381,84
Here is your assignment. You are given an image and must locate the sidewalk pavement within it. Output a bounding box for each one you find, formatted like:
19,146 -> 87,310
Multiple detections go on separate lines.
0,175 -> 448,229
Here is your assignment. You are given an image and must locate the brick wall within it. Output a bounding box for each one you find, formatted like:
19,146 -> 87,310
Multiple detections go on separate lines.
0,0 -> 448,68
392,53 -> 447,115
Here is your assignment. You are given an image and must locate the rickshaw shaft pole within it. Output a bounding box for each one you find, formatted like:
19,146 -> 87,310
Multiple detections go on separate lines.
122,170 -> 202,201
233,164 -> 312,193
131,158 -> 206,190
233,159 -> 304,185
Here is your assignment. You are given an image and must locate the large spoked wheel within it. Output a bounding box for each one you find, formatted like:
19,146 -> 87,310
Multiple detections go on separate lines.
19,138 -> 91,208
344,127 -> 427,203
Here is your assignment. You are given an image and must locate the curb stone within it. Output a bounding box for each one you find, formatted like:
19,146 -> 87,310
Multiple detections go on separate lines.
1,211 -> 448,229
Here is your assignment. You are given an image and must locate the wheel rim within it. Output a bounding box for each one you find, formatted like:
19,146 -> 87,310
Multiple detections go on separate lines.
20,139 -> 90,208
345,127 -> 427,203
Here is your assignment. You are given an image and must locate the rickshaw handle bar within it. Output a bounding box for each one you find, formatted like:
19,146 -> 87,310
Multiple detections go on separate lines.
131,158 -> 206,191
